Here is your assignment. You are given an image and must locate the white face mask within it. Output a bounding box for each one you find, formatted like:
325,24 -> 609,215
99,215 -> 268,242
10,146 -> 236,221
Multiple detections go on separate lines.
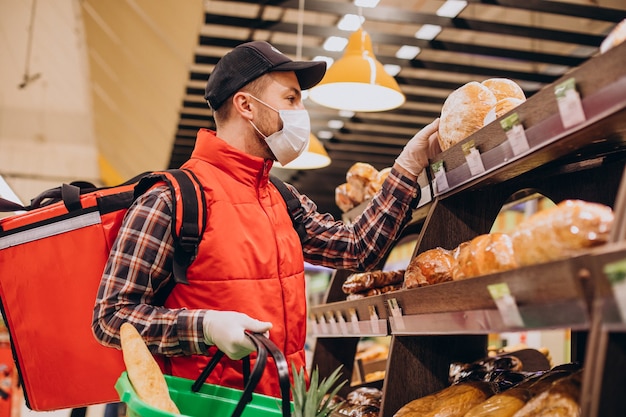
248,95 -> 311,166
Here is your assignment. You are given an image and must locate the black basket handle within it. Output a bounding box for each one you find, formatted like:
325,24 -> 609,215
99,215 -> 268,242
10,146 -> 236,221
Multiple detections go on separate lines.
192,332 -> 291,417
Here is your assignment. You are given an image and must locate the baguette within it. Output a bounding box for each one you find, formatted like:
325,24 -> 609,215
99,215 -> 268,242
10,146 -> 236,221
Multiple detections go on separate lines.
120,322 -> 180,414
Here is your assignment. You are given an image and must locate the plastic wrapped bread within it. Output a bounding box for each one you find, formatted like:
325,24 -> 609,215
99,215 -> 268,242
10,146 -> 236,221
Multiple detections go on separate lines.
404,247 -> 455,288
451,233 -> 518,280
393,381 -> 495,417
438,81 -> 497,151
511,371 -> 582,417
511,200 -> 614,267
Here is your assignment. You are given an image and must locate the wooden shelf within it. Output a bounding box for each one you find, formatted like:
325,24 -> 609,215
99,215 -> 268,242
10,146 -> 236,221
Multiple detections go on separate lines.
310,41 -> 626,417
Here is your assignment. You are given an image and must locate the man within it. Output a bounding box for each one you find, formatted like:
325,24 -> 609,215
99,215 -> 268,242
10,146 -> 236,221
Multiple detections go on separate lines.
92,40 -> 440,397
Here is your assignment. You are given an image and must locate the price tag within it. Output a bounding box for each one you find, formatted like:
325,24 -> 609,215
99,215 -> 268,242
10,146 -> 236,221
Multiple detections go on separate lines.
335,311 -> 348,334
318,313 -> 329,334
488,283 -> 524,328
554,78 -> 586,129
431,160 -> 449,193
462,140 -> 486,176
603,259 -> 626,322
326,312 -> 338,334
500,113 -> 529,155
309,313 -> 319,334
368,305 -> 381,334
349,308 -> 360,334
387,298 -> 405,331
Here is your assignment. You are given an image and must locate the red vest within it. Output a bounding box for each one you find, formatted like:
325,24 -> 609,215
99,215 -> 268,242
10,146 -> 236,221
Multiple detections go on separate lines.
161,129 -> 307,397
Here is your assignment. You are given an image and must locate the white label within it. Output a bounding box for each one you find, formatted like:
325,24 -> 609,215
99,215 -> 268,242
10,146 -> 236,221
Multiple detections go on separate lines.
318,314 -> 329,334
349,309 -> 360,334
369,305 -> 381,334
603,259 -> 626,322
465,147 -> 486,176
555,78 -> 586,129
387,298 -> 405,331
335,311 -> 348,334
500,113 -> 530,156
488,283 -> 524,328
432,161 -> 449,193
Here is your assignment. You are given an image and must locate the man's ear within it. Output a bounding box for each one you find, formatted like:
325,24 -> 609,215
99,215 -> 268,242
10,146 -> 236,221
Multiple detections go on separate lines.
232,92 -> 254,121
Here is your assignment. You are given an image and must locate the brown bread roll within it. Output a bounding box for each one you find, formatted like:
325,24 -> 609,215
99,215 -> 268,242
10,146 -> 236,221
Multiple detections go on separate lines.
336,183 -> 358,213
365,167 -> 392,199
438,81 -> 497,151
393,381 -> 495,417
346,162 -> 379,204
342,270 -> 404,294
120,322 -> 180,414
511,370 -> 582,417
483,97 -> 525,125
511,200 -> 614,267
404,247 -> 455,288
452,233 -> 517,280
481,78 -> 526,102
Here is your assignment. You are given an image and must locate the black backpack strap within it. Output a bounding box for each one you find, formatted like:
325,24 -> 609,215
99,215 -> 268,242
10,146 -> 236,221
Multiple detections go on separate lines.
134,169 -> 206,287
269,175 -> 307,243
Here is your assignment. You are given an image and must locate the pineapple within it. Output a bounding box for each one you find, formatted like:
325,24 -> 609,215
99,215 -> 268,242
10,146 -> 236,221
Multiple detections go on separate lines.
291,363 -> 347,417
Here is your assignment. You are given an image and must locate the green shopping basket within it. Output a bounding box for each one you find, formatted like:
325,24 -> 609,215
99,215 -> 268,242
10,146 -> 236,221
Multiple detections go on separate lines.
116,332 -> 293,417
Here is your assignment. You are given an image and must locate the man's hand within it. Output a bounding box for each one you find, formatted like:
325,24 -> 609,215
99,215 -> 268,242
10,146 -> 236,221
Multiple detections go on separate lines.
203,310 -> 272,360
394,118 -> 441,177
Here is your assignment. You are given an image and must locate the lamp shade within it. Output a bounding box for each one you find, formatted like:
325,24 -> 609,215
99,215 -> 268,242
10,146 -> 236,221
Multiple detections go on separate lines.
309,28 -> 405,112
274,133 -> 331,170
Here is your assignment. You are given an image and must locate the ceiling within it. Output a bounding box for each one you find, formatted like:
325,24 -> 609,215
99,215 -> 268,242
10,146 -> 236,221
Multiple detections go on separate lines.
167,0 -> 626,219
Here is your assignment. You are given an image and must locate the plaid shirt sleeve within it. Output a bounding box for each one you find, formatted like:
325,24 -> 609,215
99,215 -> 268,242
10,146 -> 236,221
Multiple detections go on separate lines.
92,185 -> 208,357
294,167 -> 421,270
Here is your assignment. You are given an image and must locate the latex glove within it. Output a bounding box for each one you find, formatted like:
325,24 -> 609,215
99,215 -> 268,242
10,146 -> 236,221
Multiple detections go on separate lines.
203,310 -> 272,360
394,118 -> 441,177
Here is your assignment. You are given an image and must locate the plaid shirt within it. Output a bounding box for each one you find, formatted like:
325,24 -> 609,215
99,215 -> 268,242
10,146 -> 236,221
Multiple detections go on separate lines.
93,167 -> 420,356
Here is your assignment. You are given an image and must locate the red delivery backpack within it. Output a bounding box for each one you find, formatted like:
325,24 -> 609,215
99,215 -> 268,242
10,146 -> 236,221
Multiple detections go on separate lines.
0,169 -> 207,411
0,170 -> 305,411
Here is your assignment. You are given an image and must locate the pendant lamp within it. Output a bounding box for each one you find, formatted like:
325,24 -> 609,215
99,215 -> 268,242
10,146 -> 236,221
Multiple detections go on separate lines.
309,28 -> 405,112
274,133 -> 331,170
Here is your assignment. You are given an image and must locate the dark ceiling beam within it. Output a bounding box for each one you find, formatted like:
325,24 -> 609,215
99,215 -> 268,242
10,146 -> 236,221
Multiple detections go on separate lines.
467,0 -> 626,22
199,19 -> 599,66
234,0 -> 609,46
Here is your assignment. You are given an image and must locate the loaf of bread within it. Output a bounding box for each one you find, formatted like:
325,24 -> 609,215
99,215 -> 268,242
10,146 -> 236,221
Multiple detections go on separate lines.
120,322 -> 180,414
481,78 -> 526,102
511,371 -> 582,416
404,247 -> 455,288
451,233 -> 518,280
346,162 -> 379,202
483,97 -> 525,125
336,183 -> 358,213
365,167 -> 392,199
346,283 -> 403,300
342,270 -> 405,294
438,81 -> 497,151
393,381 -> 495,417
600,18 -> 626,53
511,200 -> 614,267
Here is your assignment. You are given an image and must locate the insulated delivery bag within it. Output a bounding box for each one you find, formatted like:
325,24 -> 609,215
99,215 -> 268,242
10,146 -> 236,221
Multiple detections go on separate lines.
0,170 -> 207,411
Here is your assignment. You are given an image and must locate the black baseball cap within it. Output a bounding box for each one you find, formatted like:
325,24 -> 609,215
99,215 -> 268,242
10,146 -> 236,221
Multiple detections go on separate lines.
204,41 -> 327,110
